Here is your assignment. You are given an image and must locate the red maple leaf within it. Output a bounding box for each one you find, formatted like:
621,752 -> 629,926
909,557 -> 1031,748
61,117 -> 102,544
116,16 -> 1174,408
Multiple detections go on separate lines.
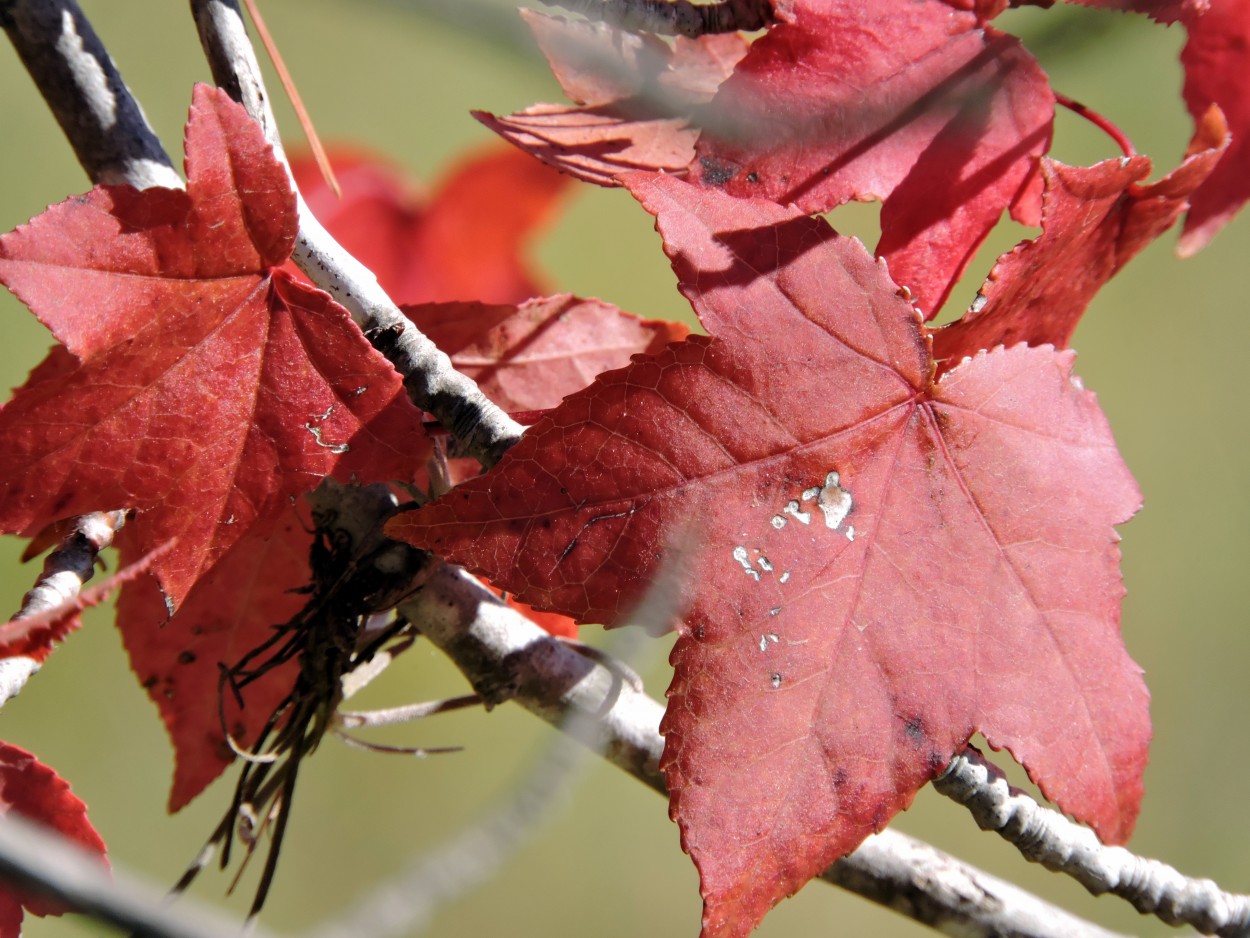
934,107 -> 1228,363
475,12 -> 747,186
691,0 -> 1054,317
387,175 -> 1147,937
0,741 -> 106,934
116,510 -> 311,811
406,293 -> 690,413
1179,0 -> 1250,253
0,85 -> 428,608
408,294 -> 688,639
290,143 -> 569,304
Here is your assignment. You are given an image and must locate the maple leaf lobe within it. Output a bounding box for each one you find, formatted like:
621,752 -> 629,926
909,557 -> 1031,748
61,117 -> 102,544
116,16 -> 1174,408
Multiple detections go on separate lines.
691,0 -> 1054,315
934,116 -> 1228,364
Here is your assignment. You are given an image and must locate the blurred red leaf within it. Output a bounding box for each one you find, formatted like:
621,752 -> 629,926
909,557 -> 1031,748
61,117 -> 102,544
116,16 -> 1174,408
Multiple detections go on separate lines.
0,741 -> 106,928
291,144 -> 569,304
1065,0 -> 1207,23
388,175 -> 1147,937
934,108 -> 1228,363
1180,0 -> 1250,253
116,510 -> 310,811
475,13 -> 746,186
692,0 -> 1053,316
0,85 -> 427,608
407,293 -> 690,412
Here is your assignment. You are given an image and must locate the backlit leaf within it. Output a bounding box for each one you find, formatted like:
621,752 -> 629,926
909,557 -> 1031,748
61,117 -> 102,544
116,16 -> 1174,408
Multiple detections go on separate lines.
388,175 -> 1147,937
0,86 -> 428,608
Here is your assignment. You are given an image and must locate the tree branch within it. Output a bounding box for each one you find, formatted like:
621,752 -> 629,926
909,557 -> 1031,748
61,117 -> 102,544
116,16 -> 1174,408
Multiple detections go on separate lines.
935,748 -> 1250,938
0,810 -> 277,938
396,560 -> 1136,938
188,0 -> 523,469
0,511 -> 126,711
538,0 -> 775,37
0,0 -> 181,189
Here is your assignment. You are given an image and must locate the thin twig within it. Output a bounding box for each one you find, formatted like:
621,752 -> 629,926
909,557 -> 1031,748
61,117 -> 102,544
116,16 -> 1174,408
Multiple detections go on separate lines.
188,0 -> 524,469
0,511 -> 126,710
935,748 -> 1250,938
11,512 -> 126,621
238,0 -> 339,196
539,0 -> 775,37
336,693 -> 483,730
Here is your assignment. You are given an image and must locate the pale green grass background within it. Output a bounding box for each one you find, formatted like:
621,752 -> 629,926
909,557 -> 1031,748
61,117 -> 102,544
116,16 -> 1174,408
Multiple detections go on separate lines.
0,3 -> 1246,936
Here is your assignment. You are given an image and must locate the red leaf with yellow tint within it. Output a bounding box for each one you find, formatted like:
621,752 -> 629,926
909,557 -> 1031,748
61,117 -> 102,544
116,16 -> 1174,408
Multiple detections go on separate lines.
291,144 -> 569,304
475,13 -> 746,186
406,294 -> 690,412
0,741 -> 106,929
0,86 -> 427,607
388,175 -> 1147,937
692,0 -> 1053,316
116,510 -> 310,811
934,109 -> 1228,364
1180,0 -> 1250,253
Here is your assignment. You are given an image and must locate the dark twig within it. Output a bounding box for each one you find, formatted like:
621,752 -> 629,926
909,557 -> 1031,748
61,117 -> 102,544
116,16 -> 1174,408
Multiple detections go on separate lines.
0,0 -> 181,188
539,0 -> 774,37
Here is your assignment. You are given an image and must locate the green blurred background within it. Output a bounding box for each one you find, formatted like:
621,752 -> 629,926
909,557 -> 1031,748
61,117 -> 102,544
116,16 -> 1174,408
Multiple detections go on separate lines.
0,2 -> 1246,936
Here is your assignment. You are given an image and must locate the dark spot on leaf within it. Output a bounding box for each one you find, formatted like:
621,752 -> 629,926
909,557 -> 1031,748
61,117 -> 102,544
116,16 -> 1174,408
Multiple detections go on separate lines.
178,650 -> 196,665
142,675 -> 157,689
903,715 -> 925,744
831,767 -> 848,789
699,157 -> 739,187
746,171 -> 759,183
